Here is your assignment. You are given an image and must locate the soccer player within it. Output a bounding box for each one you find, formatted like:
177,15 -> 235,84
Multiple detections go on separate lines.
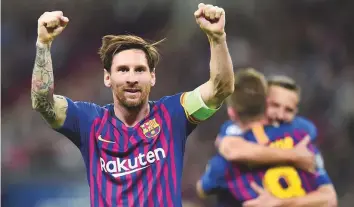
216,75 -> 317,172
216,75 -> 316,143
197,69 -> 337,207
31,4 -> 234,207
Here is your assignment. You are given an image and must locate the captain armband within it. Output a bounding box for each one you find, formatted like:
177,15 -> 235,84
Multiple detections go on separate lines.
181,87 -> 221,124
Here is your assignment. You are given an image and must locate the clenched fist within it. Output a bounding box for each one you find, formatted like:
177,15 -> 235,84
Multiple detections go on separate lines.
194,3 -> 225,41
37,11 -> 69,44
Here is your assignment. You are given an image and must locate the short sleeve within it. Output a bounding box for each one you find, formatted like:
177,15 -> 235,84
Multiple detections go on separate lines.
218,121 -> 242,138
215,121 -> 242,148
313,151 -> 332,186
293,116 -> 317,141
200,155 -> 228,194
55,97 -> 102,148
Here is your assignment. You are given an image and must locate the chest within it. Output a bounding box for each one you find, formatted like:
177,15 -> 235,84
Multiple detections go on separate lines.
89,113 -> 184,182
91,111 -> 174,156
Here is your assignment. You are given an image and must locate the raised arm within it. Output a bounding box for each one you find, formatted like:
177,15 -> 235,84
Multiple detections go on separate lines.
179,4 -> 233,123
194,3 -> 234,108
31,11 -> 69,128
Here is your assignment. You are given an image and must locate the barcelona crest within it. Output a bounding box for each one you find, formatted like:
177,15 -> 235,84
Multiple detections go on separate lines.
140,118 -> 161,138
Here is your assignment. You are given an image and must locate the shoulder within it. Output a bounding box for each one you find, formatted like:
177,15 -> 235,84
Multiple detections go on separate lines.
65,96 -> 106,118
209,154 -> 229,169
153,93 -> 187,117
156,93 -> 184,106
292,116 -> 317,140
292,116 -> 316,129
219,120 -> 242,136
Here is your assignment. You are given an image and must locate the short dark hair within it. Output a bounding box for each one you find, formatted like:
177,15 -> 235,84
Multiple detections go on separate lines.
267,75 -> 301,97
98,35 -> 164,72
228,68 -> 268,124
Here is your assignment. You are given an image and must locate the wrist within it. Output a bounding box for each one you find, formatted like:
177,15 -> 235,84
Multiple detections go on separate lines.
36,38 -> 52,48
275,197 -> 297,207
207,32 -> 226,45
274,198 -> 286,207
285,149 -> 299,164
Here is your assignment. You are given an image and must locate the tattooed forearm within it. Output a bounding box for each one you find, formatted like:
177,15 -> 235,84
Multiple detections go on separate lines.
31,42 -> 56,122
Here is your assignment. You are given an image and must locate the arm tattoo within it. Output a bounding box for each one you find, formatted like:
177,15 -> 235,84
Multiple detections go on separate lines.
31,43 -> 56,122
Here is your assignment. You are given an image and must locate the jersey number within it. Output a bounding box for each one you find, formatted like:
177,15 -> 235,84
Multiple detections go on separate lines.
263,166 -> 306,198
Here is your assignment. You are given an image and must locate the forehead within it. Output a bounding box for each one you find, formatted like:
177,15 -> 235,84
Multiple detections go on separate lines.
268,85 -> 299,106
112,49 -> 148,67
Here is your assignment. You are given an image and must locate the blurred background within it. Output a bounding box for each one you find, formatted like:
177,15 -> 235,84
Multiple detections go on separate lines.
2,0 -> 354,206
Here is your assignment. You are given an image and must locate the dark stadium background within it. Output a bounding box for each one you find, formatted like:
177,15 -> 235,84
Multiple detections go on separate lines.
2,0 -> 354,206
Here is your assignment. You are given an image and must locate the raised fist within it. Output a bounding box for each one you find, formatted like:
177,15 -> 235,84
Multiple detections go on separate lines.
37,11 -> 69,44
194,3 -> 225,40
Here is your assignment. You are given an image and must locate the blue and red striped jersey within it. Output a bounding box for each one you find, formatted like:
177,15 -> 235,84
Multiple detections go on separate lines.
215,116 -> 318,146
55,93 -> 197,207
201,123 -> 332,204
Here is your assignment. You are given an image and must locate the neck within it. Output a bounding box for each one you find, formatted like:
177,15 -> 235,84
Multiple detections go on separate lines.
239,116 -> 267,131
113,100 -> 150,127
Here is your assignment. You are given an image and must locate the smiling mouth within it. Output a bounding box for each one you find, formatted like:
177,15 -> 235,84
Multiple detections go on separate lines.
124,89 -> 141,93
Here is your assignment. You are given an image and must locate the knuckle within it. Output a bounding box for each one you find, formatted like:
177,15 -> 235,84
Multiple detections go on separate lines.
205,5 -> 212,10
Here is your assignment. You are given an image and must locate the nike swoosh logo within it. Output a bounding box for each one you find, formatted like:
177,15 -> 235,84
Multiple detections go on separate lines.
98,135 -> 115,143
112,165 -> 150,178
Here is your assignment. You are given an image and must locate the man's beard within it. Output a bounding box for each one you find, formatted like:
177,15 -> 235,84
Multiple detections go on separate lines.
114,85 -> 151,110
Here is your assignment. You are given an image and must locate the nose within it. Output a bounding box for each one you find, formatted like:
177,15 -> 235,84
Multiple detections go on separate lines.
276,110 -> 286,122
126,70 -> 138,85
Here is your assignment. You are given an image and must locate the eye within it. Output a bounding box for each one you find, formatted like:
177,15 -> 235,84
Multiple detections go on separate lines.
117,66 -> 129,72
270,102 -> 280,108
285,107 -> 295,113
135,66 -> 146,73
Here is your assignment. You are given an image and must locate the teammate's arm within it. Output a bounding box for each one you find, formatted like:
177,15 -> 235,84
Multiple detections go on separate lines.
219,136 -> 315,172
279,151 -> 338,207
243,182 -> 337,207
196,156 -> 227,199
31,11 -> 69,129
276,185 -> 337,207
196,180 -> 208,199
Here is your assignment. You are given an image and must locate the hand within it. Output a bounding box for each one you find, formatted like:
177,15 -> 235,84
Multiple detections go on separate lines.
292,135 -> 316,173
194,3 -> 226,41
243,182 -> 282,207
37,11 -> 69,44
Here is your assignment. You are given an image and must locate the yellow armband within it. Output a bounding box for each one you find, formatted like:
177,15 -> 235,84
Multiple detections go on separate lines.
181,87 -> 220,124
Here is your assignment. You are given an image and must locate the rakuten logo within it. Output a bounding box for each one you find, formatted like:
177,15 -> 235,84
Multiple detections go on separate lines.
100,148 -> 166,177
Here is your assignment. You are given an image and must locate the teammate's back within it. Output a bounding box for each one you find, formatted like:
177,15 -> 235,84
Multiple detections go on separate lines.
198,68 -> 332,205
200,123 -> 331,203
229,124 -> 325,200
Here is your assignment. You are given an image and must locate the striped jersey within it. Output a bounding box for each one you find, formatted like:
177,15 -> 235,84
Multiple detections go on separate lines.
215,116 -> 318,146
201,123 -> 332,205
55,93 -> 198,207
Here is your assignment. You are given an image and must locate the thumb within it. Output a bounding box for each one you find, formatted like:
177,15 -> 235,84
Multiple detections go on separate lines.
198,3 -> 205,9
59,16 -> 69,27
194,3 -> 205,18
250,182 -> 265,195
308,166 -> 316,174
243,199 -> 257,207
298,135 -> 310,147
194,8 -> 203,18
